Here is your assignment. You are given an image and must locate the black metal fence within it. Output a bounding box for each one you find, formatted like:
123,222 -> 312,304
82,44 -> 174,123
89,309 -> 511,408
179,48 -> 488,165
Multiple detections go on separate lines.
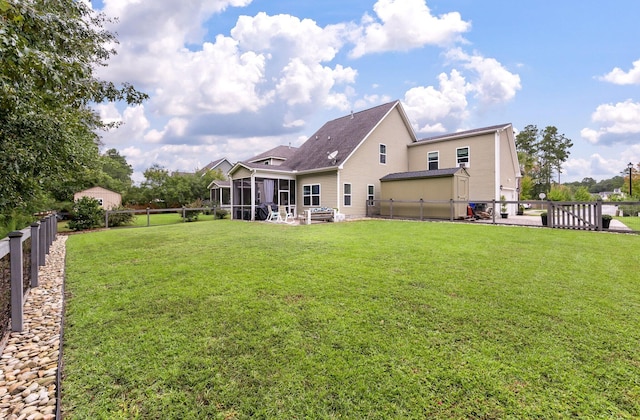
0,213 -> 58,337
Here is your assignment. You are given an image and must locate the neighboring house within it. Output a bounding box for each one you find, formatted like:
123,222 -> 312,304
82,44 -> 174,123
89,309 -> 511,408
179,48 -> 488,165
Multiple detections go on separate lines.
201,157 -> 233,177
74,187 -> 122,209
227,100 -> 521,221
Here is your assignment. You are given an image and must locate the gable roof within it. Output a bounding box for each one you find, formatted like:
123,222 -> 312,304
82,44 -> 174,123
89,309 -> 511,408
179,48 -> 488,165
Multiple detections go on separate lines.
201,157 -> 232,173
284,100 -> 415,172
246,145 -> 298,163
414,123 -> 512,144
380,167 -> 468,181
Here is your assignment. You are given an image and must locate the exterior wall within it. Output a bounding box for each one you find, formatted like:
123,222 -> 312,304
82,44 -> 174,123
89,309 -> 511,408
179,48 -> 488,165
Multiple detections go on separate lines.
380,174 -> 469,219
230,166 -> 252,179
216,160 -> 233,176
74,187 -> 122,209
295,171 -> 338,215
338,107 -> 414,217
408,133 -> 497,201
498,130 -> 519,212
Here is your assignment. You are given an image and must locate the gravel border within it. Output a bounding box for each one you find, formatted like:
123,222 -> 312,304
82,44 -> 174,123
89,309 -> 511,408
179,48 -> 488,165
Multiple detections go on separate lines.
0,236 -> 67,420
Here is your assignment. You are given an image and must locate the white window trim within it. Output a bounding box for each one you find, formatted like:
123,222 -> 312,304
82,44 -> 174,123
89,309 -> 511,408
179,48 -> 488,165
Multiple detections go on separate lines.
343,183 -> 352,207
303,183 -> 321,207
379,143 -> 387,165
427,151 -> 439,170
367,184 -> 375,205
456,146 -> 470,168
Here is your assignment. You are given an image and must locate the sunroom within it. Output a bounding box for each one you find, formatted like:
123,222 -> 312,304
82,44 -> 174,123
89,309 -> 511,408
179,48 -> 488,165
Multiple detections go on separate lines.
229,163 -> 297,221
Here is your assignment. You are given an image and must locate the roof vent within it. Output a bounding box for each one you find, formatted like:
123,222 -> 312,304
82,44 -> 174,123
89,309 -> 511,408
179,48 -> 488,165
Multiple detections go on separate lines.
350,110 -> 354,119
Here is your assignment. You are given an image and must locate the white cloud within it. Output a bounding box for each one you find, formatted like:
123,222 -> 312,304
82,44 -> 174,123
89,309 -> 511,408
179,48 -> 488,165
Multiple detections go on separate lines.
599,59 -> 640,85
564,151 -> 639,182
446,48 -> 521,104
96,105 -> 150,146
581,100 -> 640,145
349,0 -> 470,58
402,69 -> 470,133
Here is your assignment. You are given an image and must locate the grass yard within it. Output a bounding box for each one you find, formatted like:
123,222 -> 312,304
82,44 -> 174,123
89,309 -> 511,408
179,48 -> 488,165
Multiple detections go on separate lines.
61,220 -> 640,419
615,215 -> 640,231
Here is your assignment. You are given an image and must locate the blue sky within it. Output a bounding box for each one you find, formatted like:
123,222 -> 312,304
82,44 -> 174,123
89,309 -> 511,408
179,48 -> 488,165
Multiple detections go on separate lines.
90,0 -> 640,183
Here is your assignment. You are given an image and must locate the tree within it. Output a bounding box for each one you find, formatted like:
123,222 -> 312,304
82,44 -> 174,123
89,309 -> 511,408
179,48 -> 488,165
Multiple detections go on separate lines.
515,124 -> 573,195
538,126 -> 573,188
101,149 -> 133,189
0,0 -> 147,218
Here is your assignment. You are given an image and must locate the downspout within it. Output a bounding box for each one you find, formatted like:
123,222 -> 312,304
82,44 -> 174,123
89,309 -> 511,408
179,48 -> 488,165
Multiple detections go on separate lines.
250,169 -> 256,221
495,130 -> 501,201
336,169 -> 341,213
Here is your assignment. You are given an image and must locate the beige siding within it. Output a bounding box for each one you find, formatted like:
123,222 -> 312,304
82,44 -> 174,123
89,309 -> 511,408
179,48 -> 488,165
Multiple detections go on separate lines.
295,172 -> 338,214
408,133 -> 496,201
230,166 -> 252,179
499,130 -> 519,208
74,187 -> 122,209
339,107 -> 413,217
380,173 -> 469,219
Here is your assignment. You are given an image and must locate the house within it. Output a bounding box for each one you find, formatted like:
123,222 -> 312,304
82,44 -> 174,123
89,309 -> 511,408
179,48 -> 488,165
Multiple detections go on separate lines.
201,157 -> 233,177
408,123 -> 521,212
74,187 -> 122,209
225,100 -> 521,221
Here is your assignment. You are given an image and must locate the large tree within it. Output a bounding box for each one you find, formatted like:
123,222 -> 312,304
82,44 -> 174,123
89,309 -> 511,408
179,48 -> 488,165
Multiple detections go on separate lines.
515,124 -> 573,195
0,0 -> 146,218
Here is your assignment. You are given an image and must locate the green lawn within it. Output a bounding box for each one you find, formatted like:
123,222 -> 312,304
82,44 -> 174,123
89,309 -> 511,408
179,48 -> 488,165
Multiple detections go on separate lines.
61,220 -> 640,419
615,215 -> 640,231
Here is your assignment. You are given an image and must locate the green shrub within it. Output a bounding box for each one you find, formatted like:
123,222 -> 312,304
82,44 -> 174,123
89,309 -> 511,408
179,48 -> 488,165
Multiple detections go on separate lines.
68,197 -> 104,231
214,208 -> 228,219
181,199 -> 203,222
619,205 -> 640,217
107,206 -> 135,227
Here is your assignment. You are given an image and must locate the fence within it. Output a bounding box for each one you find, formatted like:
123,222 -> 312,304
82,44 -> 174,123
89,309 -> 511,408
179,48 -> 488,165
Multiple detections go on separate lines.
0,213 -> 57,337
104,206 -> 225,228
366,199 -> 639,233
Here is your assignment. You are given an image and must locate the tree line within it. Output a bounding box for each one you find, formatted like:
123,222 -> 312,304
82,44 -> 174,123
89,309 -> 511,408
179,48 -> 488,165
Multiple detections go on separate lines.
515,125 -> 638,200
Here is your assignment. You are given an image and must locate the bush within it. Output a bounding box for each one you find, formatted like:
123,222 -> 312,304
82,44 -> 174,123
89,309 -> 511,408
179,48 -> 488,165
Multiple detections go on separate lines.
181,199 -> 203,222
619,205 -> 640,217
68,197 -> 104,231
214,208 -> 228,219
107,206 -> 135,227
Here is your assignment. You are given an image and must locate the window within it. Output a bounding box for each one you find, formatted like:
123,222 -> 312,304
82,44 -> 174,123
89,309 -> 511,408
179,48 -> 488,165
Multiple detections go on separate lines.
303,184 -> 320,206
427,151 -> 439,170
367,185 -> 375,205
379,144 -> 387,164
343,183 -> 352,206
456,146 -> 470,167
96,198 -> 104,207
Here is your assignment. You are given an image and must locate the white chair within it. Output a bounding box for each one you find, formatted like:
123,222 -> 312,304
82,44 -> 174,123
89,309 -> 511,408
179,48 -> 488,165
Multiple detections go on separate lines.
280,206 -> 295,224
266,204 -> 282,223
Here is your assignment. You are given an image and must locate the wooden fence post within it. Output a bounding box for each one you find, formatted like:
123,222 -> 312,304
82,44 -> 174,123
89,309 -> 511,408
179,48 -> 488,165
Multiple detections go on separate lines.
9,231 -> 24,332
389,199 -> 393,219
449,199 -> 454,222
147,207 -> 151,227
105,210 -> 109,229
30,222 -> 40,288
419,199 -> 424,221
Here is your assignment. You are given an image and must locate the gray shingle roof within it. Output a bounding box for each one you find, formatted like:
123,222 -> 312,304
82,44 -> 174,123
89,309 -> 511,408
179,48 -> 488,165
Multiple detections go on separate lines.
246,145 -> 298,163
380,168 -> 463,181
285,101 -> 400,172
415,123 -> 512,144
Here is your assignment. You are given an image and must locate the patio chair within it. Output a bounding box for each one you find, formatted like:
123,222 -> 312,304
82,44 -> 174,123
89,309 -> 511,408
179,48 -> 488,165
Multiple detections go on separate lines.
266,204 -> 282,222
280,206 -> 295,224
